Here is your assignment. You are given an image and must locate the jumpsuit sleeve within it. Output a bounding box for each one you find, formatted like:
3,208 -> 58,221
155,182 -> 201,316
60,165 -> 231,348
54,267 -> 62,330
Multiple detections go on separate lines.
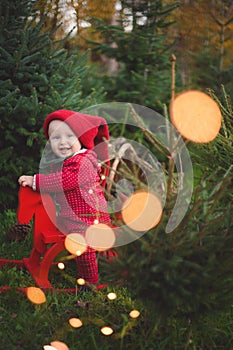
35,153 -> 99,193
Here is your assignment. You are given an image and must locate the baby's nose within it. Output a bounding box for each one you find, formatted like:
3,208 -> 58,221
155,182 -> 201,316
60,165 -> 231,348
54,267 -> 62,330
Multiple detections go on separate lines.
60,136 -> 67,144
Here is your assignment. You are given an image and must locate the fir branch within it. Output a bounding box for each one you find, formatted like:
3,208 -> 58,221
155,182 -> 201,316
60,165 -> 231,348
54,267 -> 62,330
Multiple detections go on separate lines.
127,103 -> 169,158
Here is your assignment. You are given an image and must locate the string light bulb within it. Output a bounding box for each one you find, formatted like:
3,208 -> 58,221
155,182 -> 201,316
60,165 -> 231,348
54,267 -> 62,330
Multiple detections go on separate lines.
101,326 -> 114,336
57,262 -> 65,270
77,278 -> 85,286
129,309 -> 140,319
69,318 -> 83,328
107,292 -> 117,300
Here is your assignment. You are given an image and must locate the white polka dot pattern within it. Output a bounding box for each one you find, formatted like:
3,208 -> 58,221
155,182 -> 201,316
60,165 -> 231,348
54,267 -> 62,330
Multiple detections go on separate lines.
35,150 -> 110,233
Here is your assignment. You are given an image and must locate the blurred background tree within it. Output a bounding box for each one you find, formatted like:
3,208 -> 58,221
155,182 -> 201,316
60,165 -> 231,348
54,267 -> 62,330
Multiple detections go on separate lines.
0,0 -> 105,211
34,0 -> 117,49
169,0 -> 233,94
32,1 -> 233,101
85,0 -> 179,111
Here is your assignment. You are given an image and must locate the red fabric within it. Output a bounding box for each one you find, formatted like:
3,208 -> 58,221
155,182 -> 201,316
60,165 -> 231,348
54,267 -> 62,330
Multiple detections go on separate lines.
76,246 -> 98,284
36,150 -> 110,233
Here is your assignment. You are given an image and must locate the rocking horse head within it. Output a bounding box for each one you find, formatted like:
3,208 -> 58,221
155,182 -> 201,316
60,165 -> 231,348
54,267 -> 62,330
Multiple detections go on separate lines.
17,186 -> 57,231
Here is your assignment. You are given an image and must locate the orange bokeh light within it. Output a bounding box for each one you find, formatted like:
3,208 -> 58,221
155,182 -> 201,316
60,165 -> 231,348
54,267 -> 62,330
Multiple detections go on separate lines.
170,90 -> 222,143
121,190 -> 163,231
26,286 -> 46,305
69,318 -> 83,328
85,223 -> 115,251
50,340 -> 69,350
64,233 -> 87,256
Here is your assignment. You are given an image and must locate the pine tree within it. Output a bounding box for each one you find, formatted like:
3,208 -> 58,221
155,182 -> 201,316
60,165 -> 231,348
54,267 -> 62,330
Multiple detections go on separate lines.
0,0 -> 104,211
88,0 -> 179,111
187,86 -> 233,180
191,50 -> 233,96
99,90 -> 233,333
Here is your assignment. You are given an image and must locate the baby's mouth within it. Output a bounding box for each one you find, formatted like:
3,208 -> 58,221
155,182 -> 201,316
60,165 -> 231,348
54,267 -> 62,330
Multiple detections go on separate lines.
59,147 -> 71,154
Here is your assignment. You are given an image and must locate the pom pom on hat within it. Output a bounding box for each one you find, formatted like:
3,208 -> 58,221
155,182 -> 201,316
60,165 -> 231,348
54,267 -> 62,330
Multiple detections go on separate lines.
43,109 -> 110,184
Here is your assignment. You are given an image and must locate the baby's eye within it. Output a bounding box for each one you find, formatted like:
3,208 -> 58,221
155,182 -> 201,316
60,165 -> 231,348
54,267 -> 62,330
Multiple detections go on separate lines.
51,135 -> 60,140
68,134 -> 75,138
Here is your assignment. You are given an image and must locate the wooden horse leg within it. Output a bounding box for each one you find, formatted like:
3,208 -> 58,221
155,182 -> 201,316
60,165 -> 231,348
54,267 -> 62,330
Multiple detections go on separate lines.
24,240 -> 65,288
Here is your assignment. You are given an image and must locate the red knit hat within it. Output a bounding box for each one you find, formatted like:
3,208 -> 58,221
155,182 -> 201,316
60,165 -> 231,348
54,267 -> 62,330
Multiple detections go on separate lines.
43,109 -> 110,182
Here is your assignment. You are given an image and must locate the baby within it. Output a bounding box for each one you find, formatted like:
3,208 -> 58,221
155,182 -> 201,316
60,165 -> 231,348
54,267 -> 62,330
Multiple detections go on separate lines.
19,109 -> 111,287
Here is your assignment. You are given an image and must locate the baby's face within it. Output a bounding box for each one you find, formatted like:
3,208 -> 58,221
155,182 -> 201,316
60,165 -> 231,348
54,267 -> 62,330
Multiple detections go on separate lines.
48,120 -> 82,158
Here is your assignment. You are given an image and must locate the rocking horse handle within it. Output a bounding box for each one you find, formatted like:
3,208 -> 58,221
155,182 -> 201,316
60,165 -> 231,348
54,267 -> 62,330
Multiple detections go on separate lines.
106,143 -> 137,198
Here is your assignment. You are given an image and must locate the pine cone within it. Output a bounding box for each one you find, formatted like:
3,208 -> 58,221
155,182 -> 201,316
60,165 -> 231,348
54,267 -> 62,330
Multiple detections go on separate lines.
7,222 -> 31,242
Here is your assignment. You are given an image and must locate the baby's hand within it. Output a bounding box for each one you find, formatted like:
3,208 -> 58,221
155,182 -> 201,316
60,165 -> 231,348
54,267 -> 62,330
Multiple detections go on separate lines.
18,175 -> 33,187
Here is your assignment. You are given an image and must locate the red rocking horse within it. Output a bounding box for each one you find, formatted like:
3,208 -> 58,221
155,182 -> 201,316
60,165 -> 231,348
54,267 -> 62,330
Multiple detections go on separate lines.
0,185 -> 118,292
0,186 -> 66,289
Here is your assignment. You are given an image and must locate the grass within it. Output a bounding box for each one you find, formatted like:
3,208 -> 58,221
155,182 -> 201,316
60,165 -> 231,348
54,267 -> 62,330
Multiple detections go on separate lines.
0,285 -> 145,350
0,210 -> 233,350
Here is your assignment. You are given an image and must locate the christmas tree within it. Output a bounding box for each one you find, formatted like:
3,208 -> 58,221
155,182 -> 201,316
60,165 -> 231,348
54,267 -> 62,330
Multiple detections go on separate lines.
98,89 -> 233,345
0,0 -> 104,210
